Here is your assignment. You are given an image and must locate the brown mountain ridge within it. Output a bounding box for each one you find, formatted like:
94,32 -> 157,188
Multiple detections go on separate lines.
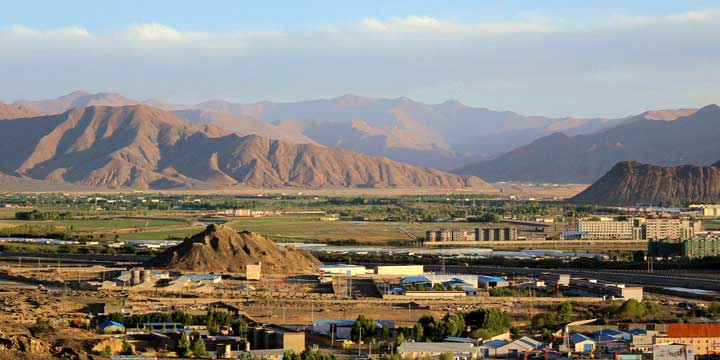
0,105 -> 490,190
570,160 -> 720,205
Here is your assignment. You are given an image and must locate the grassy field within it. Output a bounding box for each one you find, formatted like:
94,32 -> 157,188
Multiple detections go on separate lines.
224,215 -> 486,243
0,218 -> 189,232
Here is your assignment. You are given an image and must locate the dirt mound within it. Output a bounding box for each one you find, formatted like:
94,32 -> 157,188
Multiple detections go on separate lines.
148,224 -> 320,274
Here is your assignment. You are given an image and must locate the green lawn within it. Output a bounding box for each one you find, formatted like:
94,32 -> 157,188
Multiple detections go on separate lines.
226,215 -> 491,243
0,217 -> 189,232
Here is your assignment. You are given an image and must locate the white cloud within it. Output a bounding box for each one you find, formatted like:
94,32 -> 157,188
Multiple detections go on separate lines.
1,10 -> 719,117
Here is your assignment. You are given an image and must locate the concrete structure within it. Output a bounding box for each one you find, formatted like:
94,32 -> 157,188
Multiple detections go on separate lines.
493,337 -> 542,358
654,324 -> 720,356
578,218 -> 638,240
690,204 -> 720,217
570,333 -> 596,353
425,229 -> 467,242
98,321 -> 125,334
477,340 -> 508,358
682,238 -> 720,258
374,265 -> 424,276
477,276 -> 509,290
317,264 -> 366,276
643,218 -> 701,241
247,325 -> 305,354
539,273 -> 570,287
652,343 -> 694,360
312,319 -> 395,340
578,217 -> 700,241
397,342 -> 478,360
473,227 -> 518,241
568,278 -> 643,301
246,263 -> 262,280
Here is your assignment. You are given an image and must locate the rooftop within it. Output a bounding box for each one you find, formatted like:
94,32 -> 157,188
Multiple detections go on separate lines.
667,324 -> 720,337
398,342 -> 475,353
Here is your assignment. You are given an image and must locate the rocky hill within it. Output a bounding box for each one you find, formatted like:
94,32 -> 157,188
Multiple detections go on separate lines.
148,224 -> 320,274
0,105 -> 490,190
570,160 -> 720,205
0,102 -> 38,120
455,105 -> 719,183
13,90 -> 138,114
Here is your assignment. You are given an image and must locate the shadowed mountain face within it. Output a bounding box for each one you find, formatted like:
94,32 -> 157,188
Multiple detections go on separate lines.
455,105 -> 718,183
570,161 -> 720,205
0,105 -> 490,190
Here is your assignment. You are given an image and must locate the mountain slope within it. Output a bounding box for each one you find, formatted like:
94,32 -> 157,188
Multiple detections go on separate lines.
570,161 -> 720,205
455,105 -> 720,183
0,102 -> 38,119
0,105 -> 490,190
171,109 -> 317,144
13,91 -> 138,114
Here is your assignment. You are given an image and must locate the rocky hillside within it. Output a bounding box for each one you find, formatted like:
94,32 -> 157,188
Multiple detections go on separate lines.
148,224 -> 320,274
570,160 -> 720,205
0,105 -> 490,190
456,105 -> 719,183
0,102 -> 38,120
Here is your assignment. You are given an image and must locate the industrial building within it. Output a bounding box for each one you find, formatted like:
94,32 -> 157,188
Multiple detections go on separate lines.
246,325 -> 305,354
690,204 -> 720,217
477,275 -> 509,290
654,324 -> 720,356
682,238 -> 720,258
397,342 -> 478,360
374,265 -> 424,276
317,264 -> 367,275
312,319 -> 394,340
568,278 -> 643,301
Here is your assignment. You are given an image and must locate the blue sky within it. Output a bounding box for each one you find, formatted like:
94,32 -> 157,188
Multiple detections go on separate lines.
1,0 -> 719,117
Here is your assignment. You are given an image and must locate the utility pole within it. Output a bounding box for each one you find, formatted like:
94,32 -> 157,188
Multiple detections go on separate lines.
358,326 -> 362,358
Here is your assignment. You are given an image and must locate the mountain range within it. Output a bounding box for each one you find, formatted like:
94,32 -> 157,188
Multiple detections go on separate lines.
0,104 -> 489,190
570,160 -> 720,205
13,91 -> 638,171
455,106 -> 712,183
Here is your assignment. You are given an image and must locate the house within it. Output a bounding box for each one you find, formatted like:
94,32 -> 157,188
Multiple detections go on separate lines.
570,333 -> 595,353
98,320 -> 125,334
655,324 -> 720,356
494,336 -> 542,358
397,342 -> 478,360
477,339 -> 508,358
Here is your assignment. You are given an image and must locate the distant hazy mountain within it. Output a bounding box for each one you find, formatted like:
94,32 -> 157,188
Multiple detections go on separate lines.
0,102 -> 38,119
454,106 -> 715,183
570,160 -> 720,205
13,90 -> 139,114
0,105 -> 489,190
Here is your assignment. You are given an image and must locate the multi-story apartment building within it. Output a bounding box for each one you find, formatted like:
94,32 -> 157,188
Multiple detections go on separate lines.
425,227 -> 518,242
578,217 -> 701,241
425,229 -> 467,242
474,227 -> 518,241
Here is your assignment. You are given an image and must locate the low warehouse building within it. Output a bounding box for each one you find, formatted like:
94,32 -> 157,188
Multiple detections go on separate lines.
375,265 -> 424,276
318,264 -> 366,276
397,342 -> 478,360
477,276 -> 509,290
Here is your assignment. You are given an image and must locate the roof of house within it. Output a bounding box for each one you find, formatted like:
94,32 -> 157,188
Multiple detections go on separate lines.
480,340 -> 508,349
667,324 -> 720,337
398,342 -> 475,353
628,329 -> 647,335
401,276 -> 432,284
570,333 -> 594,344
444,337 -> 475,343
499,336 -> 542,350
477,275 -> 508,283
100,321 -> 124,328
595,329 -> 628,337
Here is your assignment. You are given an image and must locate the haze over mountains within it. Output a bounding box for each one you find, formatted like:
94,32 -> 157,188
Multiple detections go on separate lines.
455,106 -> 717,183
13,91 -> 636,171
0,104 -> 488,190
571,160 -> 720,205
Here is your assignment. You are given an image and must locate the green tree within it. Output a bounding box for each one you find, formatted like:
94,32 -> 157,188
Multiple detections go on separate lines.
439,353 -> 453,360
557,302 -> 573,325
100,345 -> 112,356
120,339 -> 133,355
191,337 -> 207,357
176,333 -> 191,356
396,332 -> 406,346
414,323 -> 424,341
